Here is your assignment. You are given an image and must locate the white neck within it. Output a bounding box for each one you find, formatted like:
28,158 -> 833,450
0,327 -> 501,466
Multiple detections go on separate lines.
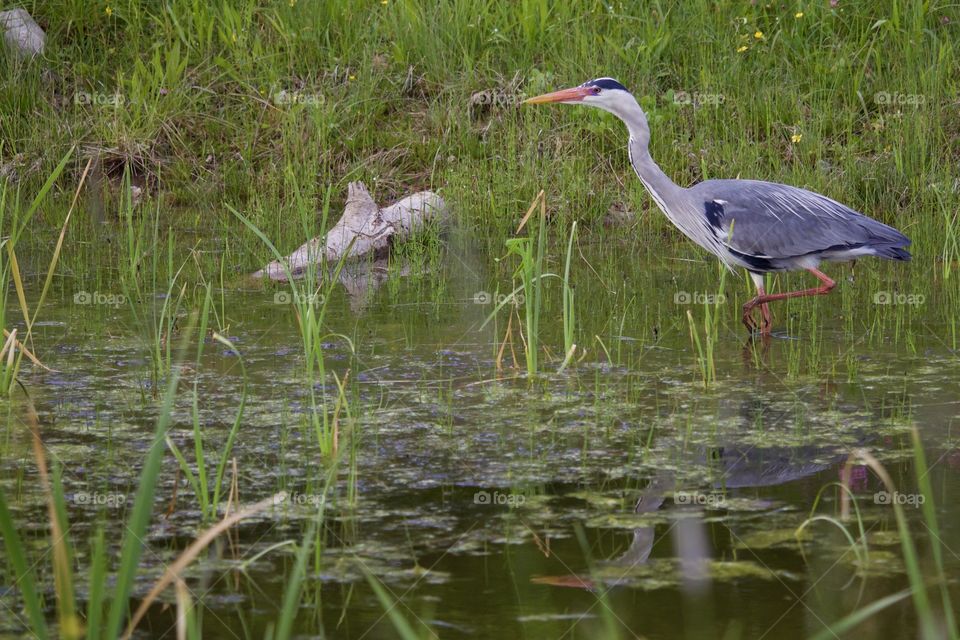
610,96 -> 683,212
599,94 -> 723,256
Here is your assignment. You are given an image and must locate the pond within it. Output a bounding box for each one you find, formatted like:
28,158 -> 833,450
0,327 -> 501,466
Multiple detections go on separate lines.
1,226 -> 957,640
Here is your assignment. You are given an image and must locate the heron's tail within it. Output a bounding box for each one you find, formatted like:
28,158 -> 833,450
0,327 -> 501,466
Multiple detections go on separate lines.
871,243 -> 912,261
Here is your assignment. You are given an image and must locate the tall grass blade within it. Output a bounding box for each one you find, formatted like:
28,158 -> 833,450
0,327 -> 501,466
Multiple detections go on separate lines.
0,490 -> 48,638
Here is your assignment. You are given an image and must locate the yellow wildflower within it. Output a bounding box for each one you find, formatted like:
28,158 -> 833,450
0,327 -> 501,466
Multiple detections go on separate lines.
105,5 -> 113,16
795,12 -> 804,18
754,30 -> 764,39
791,133 -> 802,143
737,45 -> 749,53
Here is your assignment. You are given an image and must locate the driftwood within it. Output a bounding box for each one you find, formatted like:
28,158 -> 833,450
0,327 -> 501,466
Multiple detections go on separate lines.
0,9 -> 45,58
254,181 -> 446,281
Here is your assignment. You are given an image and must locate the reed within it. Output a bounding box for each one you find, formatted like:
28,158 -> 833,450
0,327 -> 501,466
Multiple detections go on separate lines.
558,220 -> 578,372
166,288 -> 248,522
801,430 -> 957,640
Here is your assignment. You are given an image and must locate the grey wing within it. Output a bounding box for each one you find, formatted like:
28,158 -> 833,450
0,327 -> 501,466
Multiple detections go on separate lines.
690,179 -> 910,263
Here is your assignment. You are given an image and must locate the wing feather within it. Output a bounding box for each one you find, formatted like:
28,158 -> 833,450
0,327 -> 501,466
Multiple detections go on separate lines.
689,180 -> 909,260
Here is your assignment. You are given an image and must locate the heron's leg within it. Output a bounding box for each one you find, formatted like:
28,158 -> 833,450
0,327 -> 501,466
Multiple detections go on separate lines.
742,294 -> 773,334
742,291 -> 762,332
742,272 -> 771,334
753,268 -> 836,304
745,268 -> 836,333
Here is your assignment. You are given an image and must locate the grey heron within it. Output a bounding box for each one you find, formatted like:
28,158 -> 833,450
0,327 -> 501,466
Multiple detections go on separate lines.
525,78 -> 911,335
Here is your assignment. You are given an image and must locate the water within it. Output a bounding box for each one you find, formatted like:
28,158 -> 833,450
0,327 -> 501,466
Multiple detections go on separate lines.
1,241 -> 958,639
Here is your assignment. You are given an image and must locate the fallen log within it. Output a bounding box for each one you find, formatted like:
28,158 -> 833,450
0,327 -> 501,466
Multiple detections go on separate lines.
253,181 -> 446,282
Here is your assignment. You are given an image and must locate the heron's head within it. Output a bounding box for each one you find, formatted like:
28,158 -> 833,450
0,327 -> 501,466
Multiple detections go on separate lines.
525,78 -> 637,118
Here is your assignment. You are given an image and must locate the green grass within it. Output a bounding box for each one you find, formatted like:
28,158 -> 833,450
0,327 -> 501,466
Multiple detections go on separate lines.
165,299 -> 248,522
1,1 -> 955,253
0,297 -> 336,638
230,194 -> 359,456
503,190 -> 550,375
558,218 -> 578,372
801,430 -> 958,640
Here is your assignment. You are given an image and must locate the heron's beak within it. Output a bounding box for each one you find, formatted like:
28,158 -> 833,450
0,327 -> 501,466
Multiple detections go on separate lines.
524,86 -> 590,104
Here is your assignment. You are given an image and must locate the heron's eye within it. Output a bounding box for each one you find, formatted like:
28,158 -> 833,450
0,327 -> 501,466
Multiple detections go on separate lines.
592,87 -> 602,95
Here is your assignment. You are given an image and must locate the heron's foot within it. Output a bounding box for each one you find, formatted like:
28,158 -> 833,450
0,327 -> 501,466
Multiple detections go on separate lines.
742,304 -> 758,334
742,300 -> 773,336
759,301 -> 773,334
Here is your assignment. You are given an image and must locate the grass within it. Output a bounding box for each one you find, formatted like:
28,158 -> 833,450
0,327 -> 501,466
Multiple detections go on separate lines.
230,194 -> 359,457
0,146 -> 75,393
165,302 -> 248,523
0,313 -> 194,640
0,2 -> 954,255
800,429 -> 958,640
684,262 -> 727,385
0,296 -> 335,638
116,166 -> 192,394
559,219 -> 578,372
504,190 -> 550,375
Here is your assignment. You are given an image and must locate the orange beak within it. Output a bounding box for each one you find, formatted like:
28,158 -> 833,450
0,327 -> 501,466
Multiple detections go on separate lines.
524,86 -> 591,104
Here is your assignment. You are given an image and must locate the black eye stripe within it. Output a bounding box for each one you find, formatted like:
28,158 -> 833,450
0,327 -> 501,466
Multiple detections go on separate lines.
582,78 -> 628,92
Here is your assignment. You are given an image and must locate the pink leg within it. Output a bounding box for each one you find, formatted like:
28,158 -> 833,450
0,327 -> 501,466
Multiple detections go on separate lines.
742,268 -> 836,335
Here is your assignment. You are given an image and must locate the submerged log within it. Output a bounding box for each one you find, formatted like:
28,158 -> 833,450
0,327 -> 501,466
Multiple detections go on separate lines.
253,181 -> 446,281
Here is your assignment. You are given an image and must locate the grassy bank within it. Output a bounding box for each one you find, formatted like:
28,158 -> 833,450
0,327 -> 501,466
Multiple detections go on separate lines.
1,1 -> 958,253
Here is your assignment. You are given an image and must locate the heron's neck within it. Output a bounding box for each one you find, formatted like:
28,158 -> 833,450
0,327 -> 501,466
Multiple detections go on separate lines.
613,99 -> 724,259
618,103 -> 684,211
